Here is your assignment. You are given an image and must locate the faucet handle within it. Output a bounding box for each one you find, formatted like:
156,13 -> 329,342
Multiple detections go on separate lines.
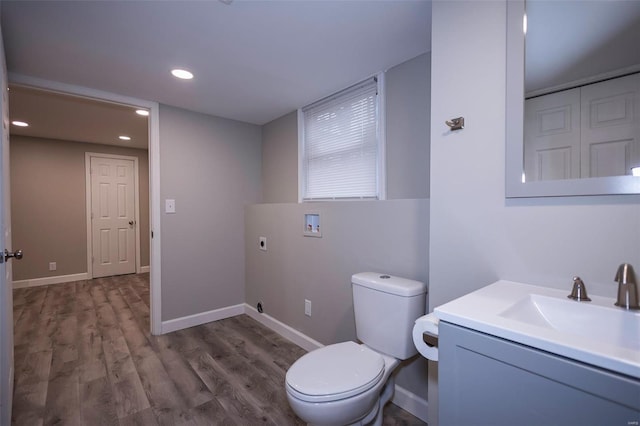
568,276 -> 591,302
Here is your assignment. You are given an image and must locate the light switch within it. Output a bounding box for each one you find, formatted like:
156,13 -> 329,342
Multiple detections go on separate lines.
165,199 -> 176,214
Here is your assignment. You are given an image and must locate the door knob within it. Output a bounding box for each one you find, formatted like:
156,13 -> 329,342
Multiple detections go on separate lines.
129,220 -> 135,226
4,249 -> 23,262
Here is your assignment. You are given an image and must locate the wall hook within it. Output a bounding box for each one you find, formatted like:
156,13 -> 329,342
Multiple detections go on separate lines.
445,117 -> 464,131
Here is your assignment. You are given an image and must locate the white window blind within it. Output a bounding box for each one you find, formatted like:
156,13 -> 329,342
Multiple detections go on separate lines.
300,77 -> 381,200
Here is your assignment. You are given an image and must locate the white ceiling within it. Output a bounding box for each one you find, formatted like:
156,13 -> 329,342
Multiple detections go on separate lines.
8,85 -> 149,150
1,0 -> 432,126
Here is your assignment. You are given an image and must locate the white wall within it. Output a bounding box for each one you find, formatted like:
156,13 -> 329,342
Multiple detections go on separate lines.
429,1 -> 640,424
159,105 -> 262,321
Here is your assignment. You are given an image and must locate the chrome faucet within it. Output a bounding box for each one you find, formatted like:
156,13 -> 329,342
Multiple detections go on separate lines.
614,263 -> 639,310
567,276 -> 591,301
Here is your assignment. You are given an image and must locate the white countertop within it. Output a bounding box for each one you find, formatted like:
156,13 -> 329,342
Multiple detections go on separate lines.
434,280 -> 640,379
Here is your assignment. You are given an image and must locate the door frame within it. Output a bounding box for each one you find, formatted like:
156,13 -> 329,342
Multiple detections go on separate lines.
85,153 -> 141,278
9,73 -> 163,335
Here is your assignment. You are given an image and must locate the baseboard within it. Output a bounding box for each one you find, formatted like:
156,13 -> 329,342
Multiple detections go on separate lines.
243,304 -> 324,352
139,265 -> 150,273
12,272 -> 90,289
392,384 -> 429,423
161,304 -> 245,334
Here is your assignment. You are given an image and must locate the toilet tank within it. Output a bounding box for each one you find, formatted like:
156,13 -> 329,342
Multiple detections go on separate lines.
352,272 -> 427,360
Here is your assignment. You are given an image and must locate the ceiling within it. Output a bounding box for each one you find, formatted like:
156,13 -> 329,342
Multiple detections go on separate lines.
1,0 -> 432,126
8,85 -> 149,150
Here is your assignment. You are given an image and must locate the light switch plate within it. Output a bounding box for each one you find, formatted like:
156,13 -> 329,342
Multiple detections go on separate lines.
165,199 -> 176,214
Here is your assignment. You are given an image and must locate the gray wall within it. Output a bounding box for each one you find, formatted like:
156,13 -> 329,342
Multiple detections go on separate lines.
246,53 -> 432,402
10,135 -> 150,281
261,111 -> 298,203
260,53 -> 431,204
386,53 -> 431,199
245,200 -> 429,395
159,104 -> 262,321
429,1 -> 640,424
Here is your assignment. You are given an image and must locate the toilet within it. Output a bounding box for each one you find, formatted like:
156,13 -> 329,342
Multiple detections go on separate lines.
285,272 -> 426,426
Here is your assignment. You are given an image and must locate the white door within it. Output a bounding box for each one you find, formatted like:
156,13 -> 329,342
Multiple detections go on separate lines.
580,73 -> 640,178
0,29 -> 14,425
90,156 -> 136,278
524,88 -> 581,181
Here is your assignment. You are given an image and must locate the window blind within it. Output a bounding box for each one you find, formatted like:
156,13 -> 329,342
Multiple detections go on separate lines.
301,78 -> 379,200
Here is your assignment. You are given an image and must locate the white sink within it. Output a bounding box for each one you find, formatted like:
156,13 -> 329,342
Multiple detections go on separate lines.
500,293 -> 640,351
434,280 -> 640,379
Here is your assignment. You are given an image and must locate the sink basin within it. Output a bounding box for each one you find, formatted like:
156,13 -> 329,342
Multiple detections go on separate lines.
434,280 -> 640,379
500,293 -> 640,351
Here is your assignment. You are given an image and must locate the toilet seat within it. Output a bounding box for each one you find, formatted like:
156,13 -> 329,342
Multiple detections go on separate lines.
285,341 -> 385,403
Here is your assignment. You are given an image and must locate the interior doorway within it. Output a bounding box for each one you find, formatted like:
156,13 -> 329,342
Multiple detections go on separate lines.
7,78 -> 161,335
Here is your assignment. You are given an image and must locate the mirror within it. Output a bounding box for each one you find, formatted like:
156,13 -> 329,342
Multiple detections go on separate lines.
506,0 -> 640,197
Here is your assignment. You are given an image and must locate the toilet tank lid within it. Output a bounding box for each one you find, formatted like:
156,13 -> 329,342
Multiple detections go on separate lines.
352,272 -> 426,297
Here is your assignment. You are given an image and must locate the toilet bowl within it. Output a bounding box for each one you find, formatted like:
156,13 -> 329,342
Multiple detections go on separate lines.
285,341 -> 399,426
285,273 -> 427,426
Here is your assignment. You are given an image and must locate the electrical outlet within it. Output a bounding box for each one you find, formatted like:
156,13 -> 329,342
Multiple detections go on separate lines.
259,237 -> 267,251
49,262 -> 57,271
305,299 -> 311,317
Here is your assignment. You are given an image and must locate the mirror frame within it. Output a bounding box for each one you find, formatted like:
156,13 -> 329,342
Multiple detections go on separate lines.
505,0 -> 640,198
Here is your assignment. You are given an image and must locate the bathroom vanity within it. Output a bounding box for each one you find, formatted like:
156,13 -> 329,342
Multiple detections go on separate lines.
434,281 -> 640,425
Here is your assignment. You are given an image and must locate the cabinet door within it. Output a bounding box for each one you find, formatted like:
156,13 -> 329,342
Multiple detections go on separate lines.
439,322 -> 640,426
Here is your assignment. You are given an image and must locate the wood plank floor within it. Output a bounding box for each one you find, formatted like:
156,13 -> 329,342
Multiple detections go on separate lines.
12,273 -> 427,426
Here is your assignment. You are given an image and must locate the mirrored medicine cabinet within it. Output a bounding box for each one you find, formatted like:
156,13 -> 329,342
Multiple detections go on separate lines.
505,0 -> 640,197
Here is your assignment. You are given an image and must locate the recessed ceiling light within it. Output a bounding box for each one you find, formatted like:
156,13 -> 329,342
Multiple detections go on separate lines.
171,69 -> 194,80
12,120 -> 29,127
135,109 -> 149,117
119,135 -> 132,141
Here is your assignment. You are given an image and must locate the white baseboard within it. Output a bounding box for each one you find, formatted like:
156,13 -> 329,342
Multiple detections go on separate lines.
243,303 -> 324,352
139,265 -> 150,273
392,384 -> 429,423
12,272 -> 90,289
161,303 -> 245,334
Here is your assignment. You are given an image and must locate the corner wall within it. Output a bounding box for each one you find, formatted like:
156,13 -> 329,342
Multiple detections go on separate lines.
429,2 -> 640,424
159,105 -> 262,322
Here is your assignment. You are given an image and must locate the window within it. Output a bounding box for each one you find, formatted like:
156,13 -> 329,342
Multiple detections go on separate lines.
299,75 -> 385,201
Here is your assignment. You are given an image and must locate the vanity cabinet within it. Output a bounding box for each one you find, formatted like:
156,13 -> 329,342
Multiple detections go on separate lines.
438,321 -> 640,426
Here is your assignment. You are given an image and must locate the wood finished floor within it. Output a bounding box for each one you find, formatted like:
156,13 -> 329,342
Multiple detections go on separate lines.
12,273 -> 427,426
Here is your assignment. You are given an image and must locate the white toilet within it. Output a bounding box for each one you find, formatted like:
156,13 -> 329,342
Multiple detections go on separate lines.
285,272 -> 426,426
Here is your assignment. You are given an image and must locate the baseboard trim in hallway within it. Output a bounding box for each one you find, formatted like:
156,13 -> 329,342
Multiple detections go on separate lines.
12,272 -> 89,289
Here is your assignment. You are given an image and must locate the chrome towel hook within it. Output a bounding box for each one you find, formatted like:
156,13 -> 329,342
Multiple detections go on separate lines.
445,117 -> 464,131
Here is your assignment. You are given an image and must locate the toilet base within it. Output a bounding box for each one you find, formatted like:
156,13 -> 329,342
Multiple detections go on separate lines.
357,375 -> 395,426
